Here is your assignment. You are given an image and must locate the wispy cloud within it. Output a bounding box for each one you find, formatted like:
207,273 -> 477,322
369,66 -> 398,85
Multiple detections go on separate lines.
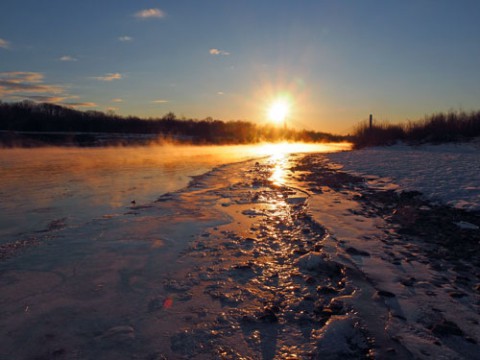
93,73 -> 122,81
118,36 -> 133,42
9,95 -> 69,103
135,8 -> 166,19
64,102 -> 98,108
0,71 -> 43,84
0,71 -> 97,108
209,48 -> 230,56
111,98 -> 123,103
217,91 -> 224,95
0,72 -> 64,96
59,55 -> 77,62
0,38 -> 10,49
152,99 -> 169,104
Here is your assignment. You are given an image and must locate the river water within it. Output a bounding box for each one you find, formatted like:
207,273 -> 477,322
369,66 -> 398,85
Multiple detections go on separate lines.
0,143 -> 350,244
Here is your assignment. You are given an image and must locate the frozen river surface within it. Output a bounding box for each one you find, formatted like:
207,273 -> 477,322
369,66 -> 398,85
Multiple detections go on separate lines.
0,143 -> 347,244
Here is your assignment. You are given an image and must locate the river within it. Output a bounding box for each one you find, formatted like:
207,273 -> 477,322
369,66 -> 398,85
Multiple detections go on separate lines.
0,143 -> 350,245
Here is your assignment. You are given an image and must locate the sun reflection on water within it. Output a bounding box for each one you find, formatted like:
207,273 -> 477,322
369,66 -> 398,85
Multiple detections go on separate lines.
0,142 -> 351,244
269,156 -> 288,186
260,142 -> 351,186
257,142 -> 351,158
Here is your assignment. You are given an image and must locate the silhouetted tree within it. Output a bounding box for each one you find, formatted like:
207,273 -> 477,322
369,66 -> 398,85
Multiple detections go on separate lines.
0,101 -> 343,146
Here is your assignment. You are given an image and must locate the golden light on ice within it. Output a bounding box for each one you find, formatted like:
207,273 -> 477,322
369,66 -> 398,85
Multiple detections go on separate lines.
270,159 -> 288,186
268,99 -> 290,124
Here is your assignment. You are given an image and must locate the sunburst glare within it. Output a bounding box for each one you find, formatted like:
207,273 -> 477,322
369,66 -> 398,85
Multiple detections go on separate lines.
268,99 -> 290,124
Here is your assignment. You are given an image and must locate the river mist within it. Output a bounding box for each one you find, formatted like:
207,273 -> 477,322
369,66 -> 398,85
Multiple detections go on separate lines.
0,142 -> 350,243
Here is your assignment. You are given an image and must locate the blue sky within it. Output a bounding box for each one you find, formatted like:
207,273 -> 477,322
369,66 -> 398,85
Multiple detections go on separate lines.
1,1 -> 480,133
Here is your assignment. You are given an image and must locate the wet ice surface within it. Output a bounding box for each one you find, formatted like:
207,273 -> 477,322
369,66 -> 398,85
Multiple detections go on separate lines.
0,143 -> 348,247
1,152 -> 479,359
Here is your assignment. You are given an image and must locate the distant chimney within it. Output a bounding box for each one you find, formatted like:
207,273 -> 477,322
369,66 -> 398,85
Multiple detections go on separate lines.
369,114 -> 373,130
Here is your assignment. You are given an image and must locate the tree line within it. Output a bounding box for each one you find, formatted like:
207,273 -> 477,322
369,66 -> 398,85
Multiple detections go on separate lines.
353,110 -> 480,148
0,101 -> 343,146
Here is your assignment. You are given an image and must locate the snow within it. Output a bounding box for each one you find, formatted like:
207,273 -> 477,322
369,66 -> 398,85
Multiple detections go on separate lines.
302,153 -> 480,359
325,141 -> 480,211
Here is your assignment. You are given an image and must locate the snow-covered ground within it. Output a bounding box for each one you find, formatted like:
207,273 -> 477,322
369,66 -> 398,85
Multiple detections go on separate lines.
326,140 -> 480,211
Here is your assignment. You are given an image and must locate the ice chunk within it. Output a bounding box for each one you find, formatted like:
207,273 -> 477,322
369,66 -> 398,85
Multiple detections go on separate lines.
454,221 -> 479,230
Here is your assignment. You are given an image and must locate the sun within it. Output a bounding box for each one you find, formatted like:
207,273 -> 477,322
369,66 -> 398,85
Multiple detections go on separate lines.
268,99 -> 290,124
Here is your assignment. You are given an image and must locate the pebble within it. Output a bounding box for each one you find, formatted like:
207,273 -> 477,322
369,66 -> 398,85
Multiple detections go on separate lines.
430,319 -> 464,337
100,325 -> 135,341
346,246 -> 371,257
376,290 -> 396,298
295,252 -> 340,274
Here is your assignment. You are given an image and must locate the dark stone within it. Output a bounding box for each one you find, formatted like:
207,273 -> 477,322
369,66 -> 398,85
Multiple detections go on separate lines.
448,291 -> 467,299
51,349 -> 66,357
258,309 -> 278,323
317,286 -> 338,295
377,290 -> 396,298
430,320 -> 464,337
327,299 -> 344,314
400,277 -> 416,287
466,337 -> 478,344
148,298 -> 163,312
240,315 -> 256,324
269,305 -> 281,313
346,247 -> 371,257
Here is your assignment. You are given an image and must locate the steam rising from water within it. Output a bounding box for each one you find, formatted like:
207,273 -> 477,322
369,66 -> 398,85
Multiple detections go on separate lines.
0,142 -> 350,243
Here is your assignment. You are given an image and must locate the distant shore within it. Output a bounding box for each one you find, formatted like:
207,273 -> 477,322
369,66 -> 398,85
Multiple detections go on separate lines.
0,101 -> 345,147
0,130 -> 194,147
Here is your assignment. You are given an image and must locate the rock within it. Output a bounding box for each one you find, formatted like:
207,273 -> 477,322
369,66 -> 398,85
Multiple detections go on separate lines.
313,315 -> 369,358
400,277 -> 416,287
376,290 -> 396,298
145,352 -> 168,360
163,280 -> 191,292
170,329 -> 211,356
295,252 -> 340,274
100,325 -> 135,341
148,298 -> 164,312
258,308 -> 278,323
327,299 -> 344,315
454,221 -> 479,230
447,290 -> 467,299
242,209 -> 265,216
51,348 -> 66,357
430,319 -> 464,337
286,196 -> 307,205
317,286 -> 339,295
346,247 -> 370,257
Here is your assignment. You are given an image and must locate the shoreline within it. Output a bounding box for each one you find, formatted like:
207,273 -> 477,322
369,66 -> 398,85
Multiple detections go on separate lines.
326,141 -> 480,212
0,151 -> 479,358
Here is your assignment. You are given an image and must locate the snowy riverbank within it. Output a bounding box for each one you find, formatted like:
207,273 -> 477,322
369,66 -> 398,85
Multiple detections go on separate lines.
326,140 -> 480,211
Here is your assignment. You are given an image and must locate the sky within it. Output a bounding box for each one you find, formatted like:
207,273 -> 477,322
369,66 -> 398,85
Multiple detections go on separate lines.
1,0 -> 480,134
